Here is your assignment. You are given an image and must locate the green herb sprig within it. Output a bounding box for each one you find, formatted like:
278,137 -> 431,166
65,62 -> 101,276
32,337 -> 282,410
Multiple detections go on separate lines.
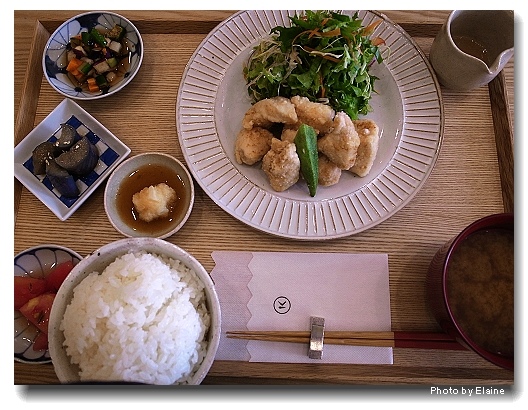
243,10 -> 385,120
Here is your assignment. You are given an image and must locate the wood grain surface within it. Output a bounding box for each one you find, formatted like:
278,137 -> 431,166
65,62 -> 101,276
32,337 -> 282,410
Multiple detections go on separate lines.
14,10 -> 515,386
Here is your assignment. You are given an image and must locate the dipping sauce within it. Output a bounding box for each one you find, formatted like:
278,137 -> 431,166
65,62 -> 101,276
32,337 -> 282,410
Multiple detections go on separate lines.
446,228 -> 514,358
115,163 -> 189,236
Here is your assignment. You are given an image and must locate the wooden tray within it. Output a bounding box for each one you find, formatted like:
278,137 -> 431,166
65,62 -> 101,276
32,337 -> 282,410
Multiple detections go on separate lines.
14,11 -> 514,385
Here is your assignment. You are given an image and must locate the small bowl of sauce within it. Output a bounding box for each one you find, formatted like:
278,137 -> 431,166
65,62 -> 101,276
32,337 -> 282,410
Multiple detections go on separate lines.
427,213 -> 514,370
104,153 -> 194,239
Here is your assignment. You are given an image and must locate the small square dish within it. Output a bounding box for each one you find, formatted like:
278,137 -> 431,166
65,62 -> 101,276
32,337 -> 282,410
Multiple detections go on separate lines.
14,98 -> 131,221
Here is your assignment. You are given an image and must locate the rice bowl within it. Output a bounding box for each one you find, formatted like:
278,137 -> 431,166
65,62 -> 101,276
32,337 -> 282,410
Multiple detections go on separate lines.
48,238 -> 221,385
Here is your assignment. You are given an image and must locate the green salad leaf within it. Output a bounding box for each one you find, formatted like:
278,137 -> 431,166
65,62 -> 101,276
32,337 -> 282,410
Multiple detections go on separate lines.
243,10 -> 385,120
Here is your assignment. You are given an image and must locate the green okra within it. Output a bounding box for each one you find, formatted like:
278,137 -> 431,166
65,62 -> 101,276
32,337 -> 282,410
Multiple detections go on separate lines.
294,124 -> 319,197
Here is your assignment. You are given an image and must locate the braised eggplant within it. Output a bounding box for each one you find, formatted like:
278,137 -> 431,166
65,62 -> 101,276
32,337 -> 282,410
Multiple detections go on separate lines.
32,141 -> 60,175
55,136 -> 98,176
46,159 -> 80,197
54,123 -> 78,150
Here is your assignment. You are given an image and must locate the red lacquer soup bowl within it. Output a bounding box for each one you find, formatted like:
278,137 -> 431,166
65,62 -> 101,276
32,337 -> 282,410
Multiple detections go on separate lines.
427,213 -> 514,370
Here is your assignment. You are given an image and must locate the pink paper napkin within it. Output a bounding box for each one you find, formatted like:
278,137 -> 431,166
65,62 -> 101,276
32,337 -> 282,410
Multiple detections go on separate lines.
211,251 -> 393,364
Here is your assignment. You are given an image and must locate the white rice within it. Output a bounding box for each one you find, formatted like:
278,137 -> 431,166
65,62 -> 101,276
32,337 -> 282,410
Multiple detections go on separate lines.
61,251 -> 210,385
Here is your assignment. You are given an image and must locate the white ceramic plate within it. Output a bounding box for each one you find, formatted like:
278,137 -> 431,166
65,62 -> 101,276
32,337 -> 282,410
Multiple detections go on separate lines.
14,245 -> 82,364
176,10 -> 443,240
14,98 -> 131,221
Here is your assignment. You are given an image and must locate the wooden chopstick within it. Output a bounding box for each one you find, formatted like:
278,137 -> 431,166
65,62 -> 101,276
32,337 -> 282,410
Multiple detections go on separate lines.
226,330 -> 467,350
227,330 -> 457,340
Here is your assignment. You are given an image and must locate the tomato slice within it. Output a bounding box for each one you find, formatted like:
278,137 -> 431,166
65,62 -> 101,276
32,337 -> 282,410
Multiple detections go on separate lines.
19,293 -> 55,335
32,331 -> 49,351
14,276 -> 48,310
46,260 -> 74,292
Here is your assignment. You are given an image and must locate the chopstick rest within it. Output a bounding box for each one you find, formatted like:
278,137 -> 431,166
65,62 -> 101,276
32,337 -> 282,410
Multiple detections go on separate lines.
308,316 -> 325,359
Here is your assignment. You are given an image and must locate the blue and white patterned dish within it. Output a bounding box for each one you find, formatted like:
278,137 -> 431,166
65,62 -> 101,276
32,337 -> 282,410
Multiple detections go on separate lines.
14,98 -> 131,220
14,245 -> 83,364
42,11 -> 143,100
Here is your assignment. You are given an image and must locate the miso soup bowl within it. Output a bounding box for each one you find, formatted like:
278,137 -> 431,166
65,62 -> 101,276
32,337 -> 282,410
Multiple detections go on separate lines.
426,213 -> 514,370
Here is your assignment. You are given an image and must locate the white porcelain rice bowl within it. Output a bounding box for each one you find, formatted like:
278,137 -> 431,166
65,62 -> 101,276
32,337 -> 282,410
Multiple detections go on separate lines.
48,238 -> 221,385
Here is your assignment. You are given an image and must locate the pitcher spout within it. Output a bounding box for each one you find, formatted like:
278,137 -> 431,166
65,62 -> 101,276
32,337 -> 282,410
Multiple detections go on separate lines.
488,47 -> 514,75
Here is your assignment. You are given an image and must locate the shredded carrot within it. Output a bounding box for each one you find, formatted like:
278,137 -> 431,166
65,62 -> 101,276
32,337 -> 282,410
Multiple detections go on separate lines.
306,27 -> 341,39
307,29 -> 320,39
371,37 -> 386,46
319,72 -> 326,98
363,20 -> 382,36
320,28 -> 341,37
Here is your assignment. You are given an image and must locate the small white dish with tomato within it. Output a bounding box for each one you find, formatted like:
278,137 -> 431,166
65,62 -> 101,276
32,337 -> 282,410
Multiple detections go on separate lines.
14,245 -> 82,363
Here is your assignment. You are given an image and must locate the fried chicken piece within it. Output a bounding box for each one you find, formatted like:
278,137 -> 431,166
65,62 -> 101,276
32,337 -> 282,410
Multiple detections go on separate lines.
261,138 -> 300,192
318,154 -> 342,186
348,119 -> 380,177
317,112 -> 360,170
291,95 -> 335,134
280,124 -> 299,143
242,96 -> 298,130
235,127 -> 274,165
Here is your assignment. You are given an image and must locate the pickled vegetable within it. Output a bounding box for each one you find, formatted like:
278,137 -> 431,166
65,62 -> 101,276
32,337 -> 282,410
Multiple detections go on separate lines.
65,23 -> 130,93
107,24 -> 126,41
90,28 -> 107,46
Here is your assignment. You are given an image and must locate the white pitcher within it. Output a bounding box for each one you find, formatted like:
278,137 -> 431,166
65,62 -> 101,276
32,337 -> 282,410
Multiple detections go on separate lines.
429,10 -> 514,91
